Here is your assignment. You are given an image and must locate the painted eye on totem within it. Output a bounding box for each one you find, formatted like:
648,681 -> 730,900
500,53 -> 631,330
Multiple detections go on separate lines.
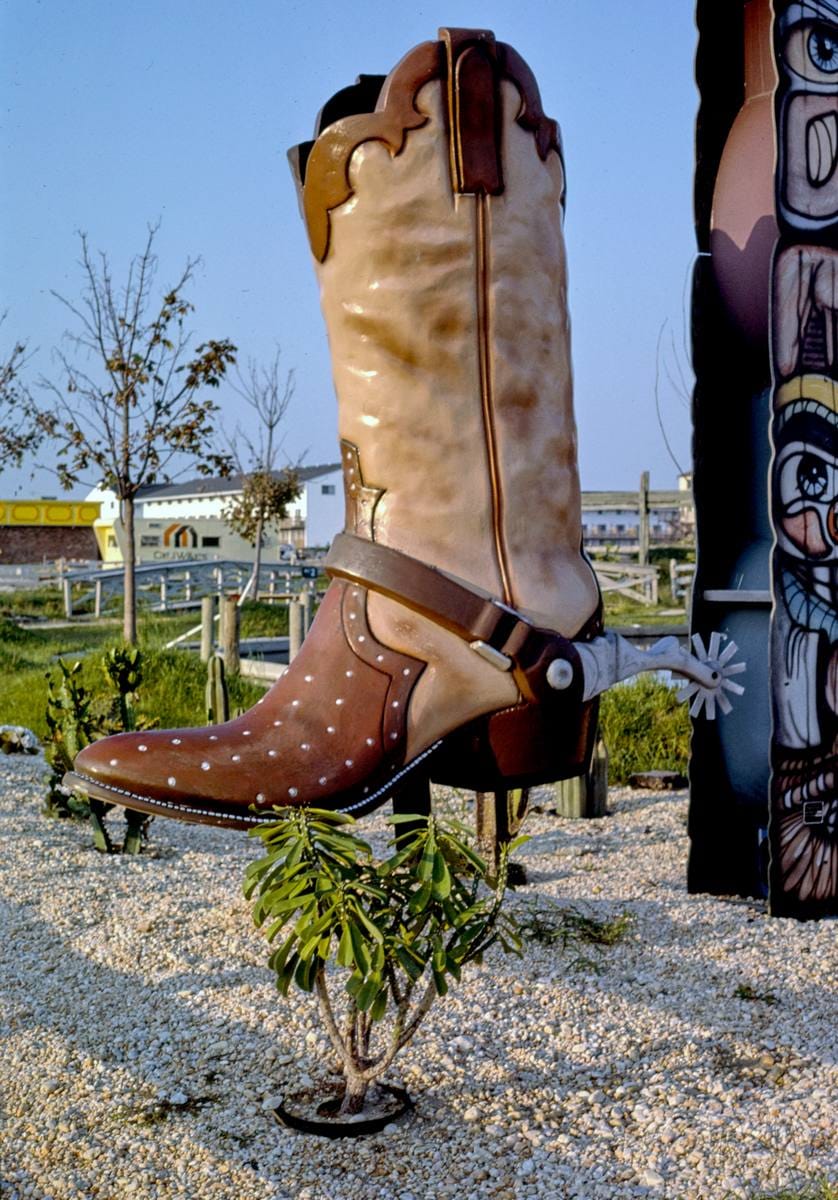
809,27 -> 838,73
778,444 -> 835,508
797,451 -> 830,499
785,23 -> 838,80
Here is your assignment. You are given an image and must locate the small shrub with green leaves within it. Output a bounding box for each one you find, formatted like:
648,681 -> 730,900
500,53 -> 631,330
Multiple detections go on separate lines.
244,807 -> 523,1116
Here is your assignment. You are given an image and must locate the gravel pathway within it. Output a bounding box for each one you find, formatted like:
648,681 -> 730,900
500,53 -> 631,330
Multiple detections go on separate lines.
1,752 -> 835,1200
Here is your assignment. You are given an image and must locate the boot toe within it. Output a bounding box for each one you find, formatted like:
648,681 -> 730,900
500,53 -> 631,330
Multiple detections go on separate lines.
67,580 -> 429,826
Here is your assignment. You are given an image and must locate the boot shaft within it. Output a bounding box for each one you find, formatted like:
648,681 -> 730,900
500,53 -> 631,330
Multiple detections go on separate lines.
291,29 -> 599,637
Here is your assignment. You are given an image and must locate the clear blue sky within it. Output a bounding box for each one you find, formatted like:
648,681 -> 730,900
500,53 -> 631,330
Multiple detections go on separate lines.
1,0 -> 698,498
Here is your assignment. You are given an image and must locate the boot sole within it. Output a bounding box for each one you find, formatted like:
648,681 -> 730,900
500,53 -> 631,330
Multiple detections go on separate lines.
63,695 -> 598,827
62,737 -> 445,830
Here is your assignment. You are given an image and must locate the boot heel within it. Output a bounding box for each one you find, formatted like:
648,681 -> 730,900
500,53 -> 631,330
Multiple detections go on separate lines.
431,697 -> 599,792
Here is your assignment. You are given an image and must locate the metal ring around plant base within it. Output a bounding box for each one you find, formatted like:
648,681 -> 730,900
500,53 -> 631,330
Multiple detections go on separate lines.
272,1085 -> 414,1139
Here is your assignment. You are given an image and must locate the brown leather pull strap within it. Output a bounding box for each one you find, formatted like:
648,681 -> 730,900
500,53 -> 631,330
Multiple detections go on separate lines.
440,28 -> 504,195
325,532 -> 582,704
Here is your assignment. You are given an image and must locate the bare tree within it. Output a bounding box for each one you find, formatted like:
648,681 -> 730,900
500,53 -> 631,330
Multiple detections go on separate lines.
654,305 -> 695,545
223,349 -> 300,599
0,314 -> 42,476
39,226 -> 236,643
653,267 -> 695,485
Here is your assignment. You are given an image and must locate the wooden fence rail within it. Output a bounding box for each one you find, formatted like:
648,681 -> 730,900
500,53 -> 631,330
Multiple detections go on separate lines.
60,559 -> 325,618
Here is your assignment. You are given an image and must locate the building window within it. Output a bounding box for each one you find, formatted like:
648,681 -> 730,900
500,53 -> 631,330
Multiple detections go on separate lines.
202,536 -> 220,547
321,484 -> 336,495
140,535 -> 160,547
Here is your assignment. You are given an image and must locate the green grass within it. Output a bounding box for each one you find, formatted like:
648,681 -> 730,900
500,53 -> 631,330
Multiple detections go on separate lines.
518,902 -> 633,948
598,674 -> 691,784
597,566 -> 693,780
516,901 -> 633,973
131,648 -> 266,731
0,611 -> 264,739
0,590 -> 304,741
239,598 -> 292,638
743,1183 -> 837,1200
0,585 -> 67,620
602,584 -> 685,626
603,599 -> 685,625
734,982 -> 779,1005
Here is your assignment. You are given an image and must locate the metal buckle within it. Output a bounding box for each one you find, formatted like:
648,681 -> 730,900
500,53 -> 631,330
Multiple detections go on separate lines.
802,800 -> 827,826
469,640 -> 513,671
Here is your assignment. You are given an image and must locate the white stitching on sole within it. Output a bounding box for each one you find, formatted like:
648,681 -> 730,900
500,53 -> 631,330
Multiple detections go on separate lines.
71,739 -> 444,826
337,740 -> 442,813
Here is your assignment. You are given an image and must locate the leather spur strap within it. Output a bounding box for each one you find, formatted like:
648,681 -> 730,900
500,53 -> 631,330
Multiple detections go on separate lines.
326,532 -> 582,705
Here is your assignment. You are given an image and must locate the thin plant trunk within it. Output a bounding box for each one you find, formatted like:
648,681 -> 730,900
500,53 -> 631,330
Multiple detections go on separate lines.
250,512 -> 264,602
122,494 -> 137,645
315,972 -> 371,1115
339,1063 -> 370,1116
314,967 -> 438,1118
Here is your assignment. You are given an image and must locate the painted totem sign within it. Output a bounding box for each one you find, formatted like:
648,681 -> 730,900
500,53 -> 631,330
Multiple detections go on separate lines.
692,0 -> 836,916
770,1 -> 838,916
691,0 -> 776,900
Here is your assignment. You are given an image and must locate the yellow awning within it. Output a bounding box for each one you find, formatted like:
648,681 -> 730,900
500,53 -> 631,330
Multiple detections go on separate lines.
0,500 -> 101,527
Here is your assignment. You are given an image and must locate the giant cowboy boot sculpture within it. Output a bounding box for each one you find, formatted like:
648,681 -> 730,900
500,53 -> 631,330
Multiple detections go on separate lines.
66,29 -> 735,828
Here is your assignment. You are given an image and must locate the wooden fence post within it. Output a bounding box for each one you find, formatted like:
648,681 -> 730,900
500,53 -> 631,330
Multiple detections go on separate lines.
476,788 -> 530,881
200,595 -> 215,662
301,589 -> 314,636
638,470 -> 650,566
221,595 -> 240,675
554,735 -> 609,818
288,598 -> 304,661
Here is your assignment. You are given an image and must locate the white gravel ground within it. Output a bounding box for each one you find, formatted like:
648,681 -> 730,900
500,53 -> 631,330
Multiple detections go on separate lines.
0,751 -> 835,1200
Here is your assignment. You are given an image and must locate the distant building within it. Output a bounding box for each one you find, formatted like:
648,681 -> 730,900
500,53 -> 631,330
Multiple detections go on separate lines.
86,463 -> 343,561
580,486 -> 694,553
0,499 -> 101,564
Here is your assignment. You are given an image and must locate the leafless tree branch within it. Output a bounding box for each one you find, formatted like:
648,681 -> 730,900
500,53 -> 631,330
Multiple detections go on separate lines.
37,227 -> 236,641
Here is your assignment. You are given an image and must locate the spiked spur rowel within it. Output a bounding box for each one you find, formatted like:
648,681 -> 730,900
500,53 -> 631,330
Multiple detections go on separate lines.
678,632 -> 746,720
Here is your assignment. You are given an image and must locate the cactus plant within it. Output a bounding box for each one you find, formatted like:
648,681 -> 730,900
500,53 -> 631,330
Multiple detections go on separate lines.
205,653 -> 230,725
43,651 -> 154,853
102,645 -> 143,732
